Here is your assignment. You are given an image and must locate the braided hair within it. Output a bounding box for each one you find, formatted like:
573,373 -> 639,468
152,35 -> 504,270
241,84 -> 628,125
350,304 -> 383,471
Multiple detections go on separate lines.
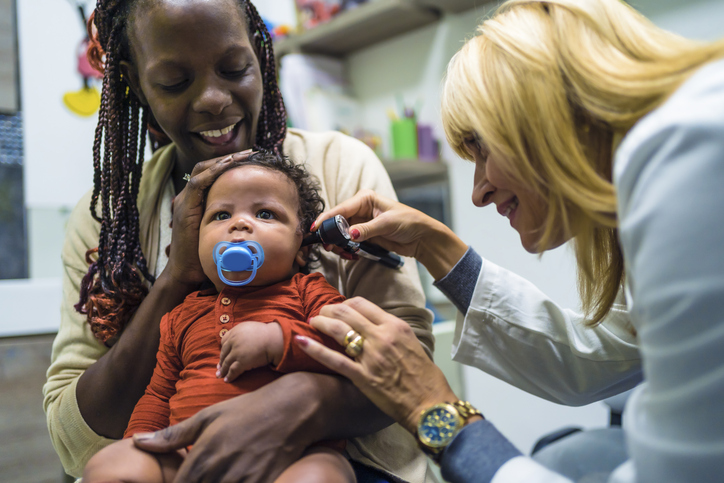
78,0 -> 287,344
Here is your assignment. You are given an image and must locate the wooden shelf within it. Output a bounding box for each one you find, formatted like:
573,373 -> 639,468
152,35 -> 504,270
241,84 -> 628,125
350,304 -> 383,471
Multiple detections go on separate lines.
416,0 -> 488,13
274,0 -> 439,58
273,0 -> 486,58
383,160 -> 448,190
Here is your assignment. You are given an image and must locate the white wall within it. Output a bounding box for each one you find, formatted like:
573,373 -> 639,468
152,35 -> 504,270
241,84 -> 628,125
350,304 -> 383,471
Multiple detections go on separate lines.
18,0 -> 97,209
16,0 -> 97,283
632,0 -> 724,40
253,0 -> 297,27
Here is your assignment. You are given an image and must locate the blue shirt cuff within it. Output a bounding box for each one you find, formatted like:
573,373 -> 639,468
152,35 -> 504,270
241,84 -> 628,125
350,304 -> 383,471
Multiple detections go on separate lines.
440,419 -> 522,483
433,247 -> 483,314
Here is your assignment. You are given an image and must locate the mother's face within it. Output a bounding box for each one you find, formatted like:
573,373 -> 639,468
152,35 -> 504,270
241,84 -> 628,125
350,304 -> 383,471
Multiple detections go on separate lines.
124,0 -> 263,170
466,138 -> 566,253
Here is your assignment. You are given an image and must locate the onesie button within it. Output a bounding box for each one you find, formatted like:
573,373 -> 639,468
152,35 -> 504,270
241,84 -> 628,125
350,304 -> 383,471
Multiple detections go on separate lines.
219,328 -> 229,337
221,297 -> 231,306
220,314 -> 230,324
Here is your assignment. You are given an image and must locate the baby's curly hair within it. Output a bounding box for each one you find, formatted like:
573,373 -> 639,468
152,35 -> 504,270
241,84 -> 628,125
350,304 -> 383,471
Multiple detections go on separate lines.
206,151 -> 325,273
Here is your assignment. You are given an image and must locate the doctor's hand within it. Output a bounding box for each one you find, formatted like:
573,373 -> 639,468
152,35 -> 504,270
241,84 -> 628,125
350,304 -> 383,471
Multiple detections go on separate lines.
163,150 -> 252,287
297,297 -> 459,434
313,190 -> 468,280
132,372 -> 322,483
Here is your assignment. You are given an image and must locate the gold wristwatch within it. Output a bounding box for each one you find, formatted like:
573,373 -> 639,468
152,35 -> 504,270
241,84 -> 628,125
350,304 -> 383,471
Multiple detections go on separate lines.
415,400 -> 483,463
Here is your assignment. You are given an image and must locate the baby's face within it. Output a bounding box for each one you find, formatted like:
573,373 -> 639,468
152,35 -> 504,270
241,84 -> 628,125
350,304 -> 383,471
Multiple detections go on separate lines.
199,165 -> 305,291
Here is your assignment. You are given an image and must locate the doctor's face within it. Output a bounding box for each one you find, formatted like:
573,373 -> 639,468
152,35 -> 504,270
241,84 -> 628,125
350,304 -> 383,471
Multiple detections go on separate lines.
465,136 -> 567,253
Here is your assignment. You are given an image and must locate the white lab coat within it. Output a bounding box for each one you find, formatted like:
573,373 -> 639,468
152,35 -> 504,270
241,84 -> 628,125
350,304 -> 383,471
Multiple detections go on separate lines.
449,58 -> 724,482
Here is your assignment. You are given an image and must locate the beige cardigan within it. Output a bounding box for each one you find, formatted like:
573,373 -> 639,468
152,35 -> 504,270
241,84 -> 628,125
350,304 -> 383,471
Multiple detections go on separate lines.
44,128 -> 436,481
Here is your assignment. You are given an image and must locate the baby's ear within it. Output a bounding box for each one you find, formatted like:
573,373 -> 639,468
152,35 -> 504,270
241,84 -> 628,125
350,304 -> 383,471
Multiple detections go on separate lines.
295,246 -> 309,268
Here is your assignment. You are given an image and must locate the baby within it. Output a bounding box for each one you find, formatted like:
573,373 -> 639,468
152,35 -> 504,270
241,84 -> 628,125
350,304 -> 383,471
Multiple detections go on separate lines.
83,152 -> 355,483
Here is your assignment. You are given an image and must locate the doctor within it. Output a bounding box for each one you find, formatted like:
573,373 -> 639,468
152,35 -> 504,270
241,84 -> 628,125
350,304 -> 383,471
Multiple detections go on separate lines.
297,0 -> 724,481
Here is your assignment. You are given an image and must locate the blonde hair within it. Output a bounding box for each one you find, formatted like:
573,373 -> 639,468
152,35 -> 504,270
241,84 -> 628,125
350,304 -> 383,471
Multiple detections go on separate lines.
442,0 -> 724,324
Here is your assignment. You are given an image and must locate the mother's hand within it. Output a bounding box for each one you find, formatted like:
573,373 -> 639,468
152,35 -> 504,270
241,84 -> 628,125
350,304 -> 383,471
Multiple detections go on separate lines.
133,373 -> 319,483
163,150 -> 252,286
297,297 -> 458,434
313,190 -> 468,280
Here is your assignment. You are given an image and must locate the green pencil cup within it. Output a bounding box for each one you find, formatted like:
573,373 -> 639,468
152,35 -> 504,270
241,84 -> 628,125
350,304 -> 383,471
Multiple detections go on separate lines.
391,119 -> 418,160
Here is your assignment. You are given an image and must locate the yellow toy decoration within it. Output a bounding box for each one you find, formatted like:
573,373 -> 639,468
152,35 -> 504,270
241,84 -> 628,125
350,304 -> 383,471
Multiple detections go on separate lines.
63,4 -> 102,117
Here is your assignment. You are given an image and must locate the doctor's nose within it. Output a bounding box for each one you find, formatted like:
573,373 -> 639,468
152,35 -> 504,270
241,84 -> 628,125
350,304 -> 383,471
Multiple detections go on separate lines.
472,163 -> 495,208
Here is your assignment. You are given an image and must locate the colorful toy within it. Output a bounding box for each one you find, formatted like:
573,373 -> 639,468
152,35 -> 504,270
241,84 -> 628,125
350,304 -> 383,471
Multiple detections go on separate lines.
62,4 -> 103,117
295,0 -> 341,30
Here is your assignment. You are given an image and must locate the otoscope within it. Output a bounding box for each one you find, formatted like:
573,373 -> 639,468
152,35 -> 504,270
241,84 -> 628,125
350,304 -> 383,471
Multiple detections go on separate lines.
302,215 -> 404,269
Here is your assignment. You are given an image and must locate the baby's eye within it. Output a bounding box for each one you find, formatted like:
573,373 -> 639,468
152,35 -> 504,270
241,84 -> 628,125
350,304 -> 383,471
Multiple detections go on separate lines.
213,211 -> 231,221
257,210 -> 274,220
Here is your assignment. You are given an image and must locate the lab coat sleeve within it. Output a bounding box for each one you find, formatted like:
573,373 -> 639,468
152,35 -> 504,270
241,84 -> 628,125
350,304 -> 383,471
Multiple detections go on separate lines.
451,257 -> 641,405
613,59 -> 724,482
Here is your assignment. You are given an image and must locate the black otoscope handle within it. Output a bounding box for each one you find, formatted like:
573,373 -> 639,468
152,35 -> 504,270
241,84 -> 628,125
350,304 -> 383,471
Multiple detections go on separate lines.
357,241 -> 404,269
301,215 -> 404,269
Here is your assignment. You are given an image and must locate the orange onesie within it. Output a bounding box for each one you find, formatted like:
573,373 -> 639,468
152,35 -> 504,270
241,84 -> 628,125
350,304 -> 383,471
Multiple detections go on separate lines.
124,272 -> 346,449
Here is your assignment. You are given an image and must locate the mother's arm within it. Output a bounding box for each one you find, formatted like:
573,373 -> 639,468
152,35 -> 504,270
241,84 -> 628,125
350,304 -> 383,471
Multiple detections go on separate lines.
44,191 -> 191,477
43,153 -> 245,477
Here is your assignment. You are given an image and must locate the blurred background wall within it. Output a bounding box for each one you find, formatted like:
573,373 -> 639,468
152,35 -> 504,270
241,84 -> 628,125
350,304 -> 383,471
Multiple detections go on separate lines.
1,0 -> 723,480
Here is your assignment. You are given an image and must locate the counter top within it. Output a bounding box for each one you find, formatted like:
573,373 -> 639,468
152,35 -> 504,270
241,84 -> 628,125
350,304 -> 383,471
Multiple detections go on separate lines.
0,278 -> 61,337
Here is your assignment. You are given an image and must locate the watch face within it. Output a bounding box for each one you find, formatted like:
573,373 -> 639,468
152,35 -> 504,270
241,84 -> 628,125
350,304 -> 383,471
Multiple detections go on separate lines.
418,406 -> 462,448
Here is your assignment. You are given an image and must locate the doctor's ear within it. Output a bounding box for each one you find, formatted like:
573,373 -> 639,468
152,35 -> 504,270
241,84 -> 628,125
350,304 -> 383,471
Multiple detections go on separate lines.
120,61 -> 148,106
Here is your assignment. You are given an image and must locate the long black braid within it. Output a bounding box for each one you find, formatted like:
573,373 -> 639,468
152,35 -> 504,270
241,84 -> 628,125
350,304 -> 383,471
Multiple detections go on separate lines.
245,1 -> 287,152
78,0 -> 287,344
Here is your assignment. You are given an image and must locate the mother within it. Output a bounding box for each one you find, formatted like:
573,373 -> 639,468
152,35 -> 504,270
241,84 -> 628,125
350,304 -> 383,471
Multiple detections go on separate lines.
300,0 -> 724,481
43,0 -> 434,481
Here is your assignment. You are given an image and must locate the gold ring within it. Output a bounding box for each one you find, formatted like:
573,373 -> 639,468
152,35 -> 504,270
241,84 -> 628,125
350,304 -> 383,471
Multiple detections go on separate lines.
345,336 -> 364,358
344,329 -> 360,346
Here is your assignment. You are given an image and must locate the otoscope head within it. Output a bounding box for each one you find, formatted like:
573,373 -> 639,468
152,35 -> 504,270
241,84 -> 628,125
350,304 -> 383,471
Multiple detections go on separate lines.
302,215 -> 351,247
300,215 -> 404,270
301,231 -> 321,248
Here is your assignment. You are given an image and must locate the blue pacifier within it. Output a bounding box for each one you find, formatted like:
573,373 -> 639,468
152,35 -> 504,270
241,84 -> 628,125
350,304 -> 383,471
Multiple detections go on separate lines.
212,241 -> 265,286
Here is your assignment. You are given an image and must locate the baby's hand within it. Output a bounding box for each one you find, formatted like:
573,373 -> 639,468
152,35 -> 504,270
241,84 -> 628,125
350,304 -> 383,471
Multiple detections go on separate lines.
217,322 -> 283,382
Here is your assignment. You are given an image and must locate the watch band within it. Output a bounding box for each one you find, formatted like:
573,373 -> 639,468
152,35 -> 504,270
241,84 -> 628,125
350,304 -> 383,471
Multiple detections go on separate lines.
452,400 -> 483,420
